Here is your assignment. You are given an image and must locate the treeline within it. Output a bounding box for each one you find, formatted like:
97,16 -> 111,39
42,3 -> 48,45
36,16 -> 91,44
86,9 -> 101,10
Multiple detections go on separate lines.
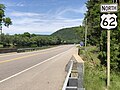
0,32 -> 61,48
85,0 -> 120,71
52,26 -> 84,44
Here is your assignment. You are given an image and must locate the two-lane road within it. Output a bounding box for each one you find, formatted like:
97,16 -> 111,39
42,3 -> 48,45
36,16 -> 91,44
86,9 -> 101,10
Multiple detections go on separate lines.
0,45 -> 78,90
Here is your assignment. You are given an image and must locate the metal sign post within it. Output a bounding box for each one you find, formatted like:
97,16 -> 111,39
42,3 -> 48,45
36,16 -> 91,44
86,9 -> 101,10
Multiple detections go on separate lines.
100,3 -> 118,88
107,30 -> 110,87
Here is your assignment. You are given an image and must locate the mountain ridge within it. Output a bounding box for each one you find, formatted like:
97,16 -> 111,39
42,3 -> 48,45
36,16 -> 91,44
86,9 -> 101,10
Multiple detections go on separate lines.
51,26 -> 84,43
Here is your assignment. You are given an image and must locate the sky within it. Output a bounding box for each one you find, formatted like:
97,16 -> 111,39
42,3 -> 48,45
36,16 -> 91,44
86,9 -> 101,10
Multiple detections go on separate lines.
0,0 -> 87,35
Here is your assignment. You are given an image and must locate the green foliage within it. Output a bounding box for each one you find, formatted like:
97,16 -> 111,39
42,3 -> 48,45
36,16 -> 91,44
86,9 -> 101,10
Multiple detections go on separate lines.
85,0 -> 120,71
0,4 -> 12,28
3,17 -> 12,27
52,26 -> 84,44
79,46 -> 106,90
0,4 -> 5,20
0,25 -> 84,48
79,46 -> 120,90
0,33 -> 62,48
110,72 -> 120,90
84,63 -> 106,90
0,4 -> 12,45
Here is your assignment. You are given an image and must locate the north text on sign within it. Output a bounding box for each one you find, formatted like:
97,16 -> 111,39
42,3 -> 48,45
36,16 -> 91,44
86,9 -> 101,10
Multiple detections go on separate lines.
101,4 -> 117,13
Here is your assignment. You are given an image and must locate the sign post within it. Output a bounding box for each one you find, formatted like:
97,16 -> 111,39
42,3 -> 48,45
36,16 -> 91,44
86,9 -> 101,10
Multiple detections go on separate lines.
107,30 -> 110,87
100,4 -> 118,88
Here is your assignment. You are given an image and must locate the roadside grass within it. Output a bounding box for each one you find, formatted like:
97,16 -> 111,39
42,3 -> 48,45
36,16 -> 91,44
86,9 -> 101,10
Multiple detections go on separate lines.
110,72 -> 120,90
0,44 -> 3,48
79,46 -> 120,90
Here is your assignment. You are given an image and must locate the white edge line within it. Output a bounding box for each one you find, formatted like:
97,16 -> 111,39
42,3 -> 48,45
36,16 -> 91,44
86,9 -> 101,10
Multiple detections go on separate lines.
0,47 -> 73,83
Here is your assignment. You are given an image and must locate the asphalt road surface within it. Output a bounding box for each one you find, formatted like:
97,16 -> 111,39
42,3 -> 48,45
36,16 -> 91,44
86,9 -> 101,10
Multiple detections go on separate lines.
0,45 -> 78,90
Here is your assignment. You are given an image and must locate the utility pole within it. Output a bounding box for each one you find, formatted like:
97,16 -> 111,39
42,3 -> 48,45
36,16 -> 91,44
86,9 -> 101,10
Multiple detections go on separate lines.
85,18 -> 87,51
0,24 -> 2,43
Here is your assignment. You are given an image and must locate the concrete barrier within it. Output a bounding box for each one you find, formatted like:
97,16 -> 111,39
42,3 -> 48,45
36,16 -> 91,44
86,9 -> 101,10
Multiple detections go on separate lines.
71,54 -> 84,88
62,54 -> 85,90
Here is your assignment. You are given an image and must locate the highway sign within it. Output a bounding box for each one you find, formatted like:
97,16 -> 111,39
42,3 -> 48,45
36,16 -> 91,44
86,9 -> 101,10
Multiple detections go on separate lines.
101,4 -> 118,13
100,13 -> 117,30
100,3 -> 118,88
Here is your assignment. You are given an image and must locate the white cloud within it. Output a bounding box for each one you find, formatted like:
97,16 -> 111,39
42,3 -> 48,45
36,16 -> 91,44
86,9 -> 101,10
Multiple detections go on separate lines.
16,2 -> 24,7
56,4 -> 87,16
1,1 -> 25,7
10,12 -> 42,17
3,18 -> 83,35
3,5 -> 85,35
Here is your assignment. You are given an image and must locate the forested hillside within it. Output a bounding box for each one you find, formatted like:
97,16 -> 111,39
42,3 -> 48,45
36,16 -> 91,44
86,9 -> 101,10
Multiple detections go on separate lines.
84,0 -> 120,71
52,26 -> 84,44
0,26 -> 84,48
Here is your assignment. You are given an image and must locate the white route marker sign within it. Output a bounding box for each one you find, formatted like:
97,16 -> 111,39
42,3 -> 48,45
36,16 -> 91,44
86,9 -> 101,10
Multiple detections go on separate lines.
100,14 -> 117,30
100,4 -> 118,30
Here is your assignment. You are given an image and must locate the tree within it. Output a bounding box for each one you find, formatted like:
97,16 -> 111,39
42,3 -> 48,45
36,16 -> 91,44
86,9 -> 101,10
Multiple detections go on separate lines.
0,4 -> 12,34
23,32 -> 31,38
3,17 -> 12,28
84,0 -> 120,71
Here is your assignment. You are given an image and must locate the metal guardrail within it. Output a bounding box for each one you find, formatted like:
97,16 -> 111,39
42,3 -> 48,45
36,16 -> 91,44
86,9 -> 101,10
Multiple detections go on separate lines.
17,48 -> 35,53
62,60 -> 73,90
62,55 -> 85,90
0,48 -> 36,53
17,47 -> 51,53
0,48 -> 17,53
0,46 -> 52,53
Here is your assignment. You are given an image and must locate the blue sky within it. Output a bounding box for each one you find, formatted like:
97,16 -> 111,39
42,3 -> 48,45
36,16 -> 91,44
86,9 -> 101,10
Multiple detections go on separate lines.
0,0 -> 87,35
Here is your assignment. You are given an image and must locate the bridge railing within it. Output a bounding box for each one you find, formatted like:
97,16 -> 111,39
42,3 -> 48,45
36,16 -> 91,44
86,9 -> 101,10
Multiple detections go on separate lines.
62,54 -> 85,90
17,48 -> 35,53
0,48 -> 17,53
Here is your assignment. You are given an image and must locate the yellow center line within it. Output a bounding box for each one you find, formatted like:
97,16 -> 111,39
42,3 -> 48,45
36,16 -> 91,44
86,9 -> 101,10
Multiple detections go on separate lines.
0,52 -> 44,64
0,53 -> 17,58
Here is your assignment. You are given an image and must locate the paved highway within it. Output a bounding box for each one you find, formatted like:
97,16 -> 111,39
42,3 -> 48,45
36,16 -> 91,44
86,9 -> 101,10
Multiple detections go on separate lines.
0,45 -> 77,90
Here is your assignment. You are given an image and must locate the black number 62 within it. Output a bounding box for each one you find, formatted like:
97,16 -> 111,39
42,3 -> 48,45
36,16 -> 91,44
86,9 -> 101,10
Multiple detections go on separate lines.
102,17 -> 116,26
